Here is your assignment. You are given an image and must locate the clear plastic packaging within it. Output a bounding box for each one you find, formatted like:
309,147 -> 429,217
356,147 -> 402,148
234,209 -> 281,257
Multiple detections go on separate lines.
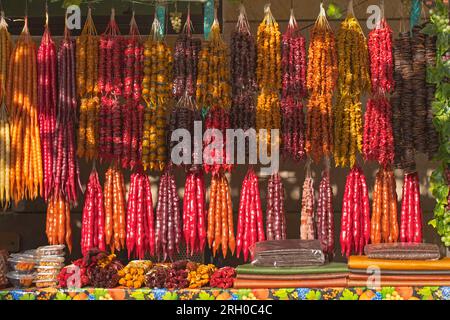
6,272 -> 36,288
8,258 -> 36,273
37,256 -> 65,267
35,265 -> 63,274
36,272 -> 59,281
36,245 -> 65,257
364,243 -> 441,260
34,279 -> 58,288
250,239 -> 325,267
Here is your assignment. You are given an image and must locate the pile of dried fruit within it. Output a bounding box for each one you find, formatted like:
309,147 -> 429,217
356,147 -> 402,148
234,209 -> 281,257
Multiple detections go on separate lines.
236,167 -> 265,261
118,260 -> 153,288
210,267 -> 236,289
85,250 -> 123,288
155,166 -> 182,261
371,167 -> 399,244
207,173 -> 236,258
266,173 -> 286,240
142,16 -> 173,172
58,258 -> 90,288
104,165 -> 126,253
187,263 -> 216,289
340,166 -> 370,257
126,169 -> 155,259
281,10 -> 306,161
400,172 -> 423,243
76,8 -> 99,161
7,19 -> 43,202
306,4 -> 337,162
334,11 -> 370,168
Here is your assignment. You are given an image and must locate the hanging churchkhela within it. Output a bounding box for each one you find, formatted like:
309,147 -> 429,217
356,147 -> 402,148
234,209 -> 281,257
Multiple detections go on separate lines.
306,3 -> 337,162
7,18 -> 43,203
300,163 -> 315,240
265,173 -> 287,240
400,172 -> 423,243
316,164 -> 334,258
0,13 -> 11,208
122,14 -> 143,169
198,18 -> 232,173
281,8 -> 306,162
230,4 -> 256,134
142,16 -> 172,172
334,4 -> 370,168
77,7 -> 99,161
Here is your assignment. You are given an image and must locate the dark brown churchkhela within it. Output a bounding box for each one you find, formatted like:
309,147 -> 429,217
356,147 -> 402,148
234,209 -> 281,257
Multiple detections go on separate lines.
266,173 -> 286,240
316,166 -> 334,258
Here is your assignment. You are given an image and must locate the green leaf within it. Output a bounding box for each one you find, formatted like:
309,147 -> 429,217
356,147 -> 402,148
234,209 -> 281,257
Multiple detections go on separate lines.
93,289 -> 108,299
131,291 -> 146,300
380,287 -> 395,298
163,292 -> 179,300
327,3 -> 343,19
340,289 -> 359,300
55,292 -> 71,300
19,293 -> 36,300
305,290 -> 321,300
429,218 -> 437,228
421,23 -> 438,36
273,289 -> 289,300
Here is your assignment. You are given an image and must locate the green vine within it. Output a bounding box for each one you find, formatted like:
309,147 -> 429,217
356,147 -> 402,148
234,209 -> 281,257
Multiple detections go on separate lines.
423,0 -> 450,247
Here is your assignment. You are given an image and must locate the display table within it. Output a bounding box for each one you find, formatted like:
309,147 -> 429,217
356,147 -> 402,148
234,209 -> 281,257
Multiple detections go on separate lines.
1,287 -> 449,300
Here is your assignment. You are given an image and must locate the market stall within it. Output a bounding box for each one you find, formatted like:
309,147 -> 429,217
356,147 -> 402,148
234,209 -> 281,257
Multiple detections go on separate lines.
0,0 -> 449,301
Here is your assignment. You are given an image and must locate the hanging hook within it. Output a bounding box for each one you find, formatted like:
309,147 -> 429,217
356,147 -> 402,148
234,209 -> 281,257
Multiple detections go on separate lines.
45,0 -> 49,28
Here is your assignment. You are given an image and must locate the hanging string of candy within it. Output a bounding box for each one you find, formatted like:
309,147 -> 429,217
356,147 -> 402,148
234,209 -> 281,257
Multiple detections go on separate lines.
281,8 -> 306,162
305,3 -> 337,162
370,167 -> 399,244
0,13 -> 11,208
316,163 -> 335,258
142,15 -> 172,172
80,165 -> 105,255
98,9 -> 123,162
173,6 -> 201,99
265,173 -> 286,240
340,165 -> 370,257
53,23 -> 80,206
400,172 -> 423,243
363,16 -> 395,166
126,168 -> 155,259
6,18 -> 43,203
77,7 -> 99,160
300,162 -> 315,240
207,172 -> 236,258
104,165 -> 126,253
155,165 -> 182,261
46,192 -> 72,251
230,3 -> 256,133
122,13 -> 143,169
37,18 -> 57,203
334,2 -> 371,168
199,18 -> 231,173
183,165 -> 207,255
236,167 -> 265,261
256,4 -> 281,153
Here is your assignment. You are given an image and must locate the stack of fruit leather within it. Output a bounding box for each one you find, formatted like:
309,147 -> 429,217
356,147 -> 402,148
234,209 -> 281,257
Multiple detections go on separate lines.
348,243 -> 450,286
234,263 -> 348,289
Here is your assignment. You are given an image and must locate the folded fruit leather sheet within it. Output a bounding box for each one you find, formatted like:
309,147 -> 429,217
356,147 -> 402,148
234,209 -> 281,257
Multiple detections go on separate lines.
234,277 -> 347,289
348,256 -> 450,271
236,273 -> 348,280
350,269 -> 450,275
236,262 -> 348,275
251,239 -> 325,267
364,243 -> 441,260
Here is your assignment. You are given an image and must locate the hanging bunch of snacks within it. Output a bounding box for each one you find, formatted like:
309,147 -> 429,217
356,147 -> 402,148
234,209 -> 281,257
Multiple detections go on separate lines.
169,94 -> 202,166
199,19 -> 231,173
391,32 -> 415,171
0,13 -> 11,208
426,1 -> 450,247
371,167 -> 399,244
6,19 -> 43,202
98,9 -> 123,162
46,193 -> 72,252
363,18 -> 395,166
400,172 -> 423,243
256,4 -> 281,152
80,166 -> 105,255
207,172 -> 235,258
334,4 -> 370,168
77,8 -> 99,160
266,173 -> 286,240
126,168 -> 155,259
142,16 -> 172,172
306,4 -> 337,162
173,8 -> 201,98
53,27 -> 80,206
38,22 -> 57,202
316,165 -> 334,257
281,9 -> 306,161
183,166 -> 207,255
300,163 -> 315,240
230,4 -> 256,132
122,14 -> 143,169
155,166 -> 182,261
340,166 -> 370,257
103,165 -> 126,253
236,167 -> 265,261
